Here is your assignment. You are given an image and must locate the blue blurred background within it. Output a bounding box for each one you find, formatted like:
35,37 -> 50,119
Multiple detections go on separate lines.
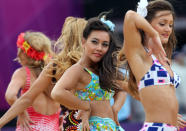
0,0 -> 186,130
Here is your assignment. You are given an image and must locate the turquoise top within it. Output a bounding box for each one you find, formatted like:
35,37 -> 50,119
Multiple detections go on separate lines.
75,68 -> 114,101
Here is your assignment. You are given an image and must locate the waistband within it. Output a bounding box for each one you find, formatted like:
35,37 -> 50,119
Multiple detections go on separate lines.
141,122 -> 177,131
89,116 -> 125,131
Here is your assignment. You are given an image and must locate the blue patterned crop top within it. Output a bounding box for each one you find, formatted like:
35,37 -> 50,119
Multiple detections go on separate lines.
75,68 -> 114,101
138,55 -> 181,90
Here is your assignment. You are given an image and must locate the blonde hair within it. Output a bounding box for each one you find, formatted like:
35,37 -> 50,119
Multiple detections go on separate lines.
48,17 -> 87,80
16,31 -> 52,71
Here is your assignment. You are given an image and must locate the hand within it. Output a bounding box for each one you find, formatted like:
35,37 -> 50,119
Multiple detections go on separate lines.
117,47 -> 126,62
147,35 -> 168,65
177,114 -> 186,130
112,105 -> 120,126
0,123 -> 2,129
17,110 -> 33,131
76,109 -> 91,131
59,115 -> 64,131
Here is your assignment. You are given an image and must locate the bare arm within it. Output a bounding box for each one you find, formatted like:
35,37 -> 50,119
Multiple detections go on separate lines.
51,66 -> 90,111
5,68 -> 26,105
0,66 -> 52,128
123,10 -> 166,63
111,90 -> 126,125
112,90 -> 126,113
123,10 -> 159,51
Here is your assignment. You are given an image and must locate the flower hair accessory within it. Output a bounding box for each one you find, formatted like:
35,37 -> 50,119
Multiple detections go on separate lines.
100,17 -> 115,31
16,33 -> 49,61
137,0 -> 148,17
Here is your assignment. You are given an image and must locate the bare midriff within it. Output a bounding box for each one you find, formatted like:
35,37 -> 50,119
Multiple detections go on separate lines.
90,100 -> 114,120
140,85 -> 178,126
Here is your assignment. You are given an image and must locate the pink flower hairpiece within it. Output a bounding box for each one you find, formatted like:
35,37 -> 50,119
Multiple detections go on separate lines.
16,33 -> 50,61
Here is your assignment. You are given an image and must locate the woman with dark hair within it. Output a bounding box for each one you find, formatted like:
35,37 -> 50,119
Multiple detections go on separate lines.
118,0 -> 186,130
51,15 -> 126,131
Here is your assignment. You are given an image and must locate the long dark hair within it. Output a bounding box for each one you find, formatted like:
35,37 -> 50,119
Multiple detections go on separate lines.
146,0 -> 177,59
119,0 -> 177,96
83,12 -> 121,92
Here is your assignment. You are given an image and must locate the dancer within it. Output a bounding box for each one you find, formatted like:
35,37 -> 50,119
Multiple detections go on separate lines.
4,31 -> 61,130
118,0 -> 186,130
53,17 -> 87,131
51,13 -> 126,131
0,17 -> 87,131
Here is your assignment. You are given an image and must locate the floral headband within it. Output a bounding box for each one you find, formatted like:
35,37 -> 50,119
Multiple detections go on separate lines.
100,17 -> 115,31
16,33 -> 50,61
137,0 -> 148,17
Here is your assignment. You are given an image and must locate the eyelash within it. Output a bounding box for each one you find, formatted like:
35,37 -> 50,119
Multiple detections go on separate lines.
159,23 -> 165,26
92,40 -> 98,44
91,40 -> 109,47
102,43 -> 109,47
159,23 -> 173,28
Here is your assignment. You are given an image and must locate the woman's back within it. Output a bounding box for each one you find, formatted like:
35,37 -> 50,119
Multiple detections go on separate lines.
16,66 -> 60,131
26,68 -> 59,115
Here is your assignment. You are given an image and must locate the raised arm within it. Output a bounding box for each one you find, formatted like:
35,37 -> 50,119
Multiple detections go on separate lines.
51,66 -> 90,111
0,65 -> 52,128
123,10 -> 159,54
123,10 -> 166,63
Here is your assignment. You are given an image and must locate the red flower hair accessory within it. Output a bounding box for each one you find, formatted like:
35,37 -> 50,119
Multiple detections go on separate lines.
16,33 -> 50,61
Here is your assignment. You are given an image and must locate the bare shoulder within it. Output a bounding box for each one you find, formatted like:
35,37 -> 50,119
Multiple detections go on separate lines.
12,67 -> 27,79
8,67 -> 27,89
54,63 -> 85,91
59,63 -> 85,87
64,63 -> 85,77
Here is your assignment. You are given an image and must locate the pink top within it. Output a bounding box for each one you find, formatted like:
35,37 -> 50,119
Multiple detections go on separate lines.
16,67 -> 60,131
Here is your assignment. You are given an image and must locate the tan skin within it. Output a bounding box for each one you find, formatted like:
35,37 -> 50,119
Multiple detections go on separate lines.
0,58 -> 60,129
51,30 -> 126,131
4,52 -> 60,130
5,66 -> 34,130
1,17 -> 88,130
6,67 -> 58,113
122,10 -> 178,126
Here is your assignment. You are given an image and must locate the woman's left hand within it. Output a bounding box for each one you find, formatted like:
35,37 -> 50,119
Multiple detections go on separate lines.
147,35 -> 168,66
76,109 -> 91,131
177,114 -> 186,130
17,110 -> 33,131
59,115 -> 64,131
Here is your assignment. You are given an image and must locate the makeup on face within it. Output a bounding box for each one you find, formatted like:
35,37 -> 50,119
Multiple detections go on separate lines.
151,11 -> 173,44
84,30 -> 110,62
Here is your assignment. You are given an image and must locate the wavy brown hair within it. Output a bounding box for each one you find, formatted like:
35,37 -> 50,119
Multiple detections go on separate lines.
83,13 -> 122,92
118,0 -> 177,96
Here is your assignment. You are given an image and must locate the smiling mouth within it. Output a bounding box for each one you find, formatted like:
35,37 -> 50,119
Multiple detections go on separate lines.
162,34 -> 169,38
93,53 -> 102,57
